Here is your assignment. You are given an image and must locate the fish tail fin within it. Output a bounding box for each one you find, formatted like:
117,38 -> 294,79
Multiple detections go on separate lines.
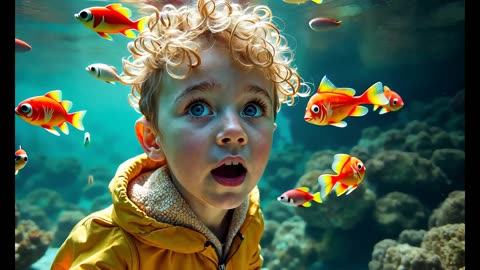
318,174 -> 335,198
312,192 -> 323,204
360,82 -> 388,106
118,75 -> 129,85
311,0 -> 323,3
67,110 -> 87,131
136,16 -> 149,32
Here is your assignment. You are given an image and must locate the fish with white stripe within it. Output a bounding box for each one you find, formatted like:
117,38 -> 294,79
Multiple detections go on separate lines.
15,90 -> 87,136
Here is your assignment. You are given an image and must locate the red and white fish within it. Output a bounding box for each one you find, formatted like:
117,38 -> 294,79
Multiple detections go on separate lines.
74,3 -> 148,41
15,90 -> 87,136
85,63 -> 127,84
15,146 -> 28,175
15,38 -> 32,53
318,154 -> 366,198
373,85 -> 404,114
308,17 -> 342,32
304,75 -> 388,128
277,187 -> 322,207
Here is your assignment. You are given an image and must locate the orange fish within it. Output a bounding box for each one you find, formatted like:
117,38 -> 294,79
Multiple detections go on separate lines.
277,187 -> 322,207
373,85 -> 404,114
15,90 -> 87,136
15,146 -> 28,175
304,75 -> 389,128
74,3 -> 148,41
318,154 -> 366,198
15,38 -> 32,53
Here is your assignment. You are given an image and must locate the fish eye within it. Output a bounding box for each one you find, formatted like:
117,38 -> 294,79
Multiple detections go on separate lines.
20,104 -> 32,114
24,157 -> 28,162
392,98 -> 398,105
79,10 -> 93,21
311,104 -> 320,114
90,66 -> 96,72
357,162 -> 364,170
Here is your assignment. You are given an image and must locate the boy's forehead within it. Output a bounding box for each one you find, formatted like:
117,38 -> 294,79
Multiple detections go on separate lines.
158,45 -> 274,99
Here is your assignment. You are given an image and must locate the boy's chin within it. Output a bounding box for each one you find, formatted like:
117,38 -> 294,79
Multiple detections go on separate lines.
208,193 -> 250,210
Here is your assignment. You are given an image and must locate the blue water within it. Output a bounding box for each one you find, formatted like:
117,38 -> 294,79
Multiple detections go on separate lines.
15,0 -> 465,269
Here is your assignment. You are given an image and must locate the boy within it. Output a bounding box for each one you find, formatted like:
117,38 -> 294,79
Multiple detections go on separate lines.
51,0 -> 310,269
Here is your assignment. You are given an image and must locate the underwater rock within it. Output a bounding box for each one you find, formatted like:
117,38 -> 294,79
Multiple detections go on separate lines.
366,150 -> 451,207
421,223 -> 465,270
373,192 -> 428,238
264,215 -> 310,270
15,217 -> 53,270
397,229 -> 426,247
428,190 -> 465,229
431,149 -> 465,185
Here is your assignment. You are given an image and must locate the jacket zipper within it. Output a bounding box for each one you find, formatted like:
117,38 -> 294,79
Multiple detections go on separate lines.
205,232 -> 245,270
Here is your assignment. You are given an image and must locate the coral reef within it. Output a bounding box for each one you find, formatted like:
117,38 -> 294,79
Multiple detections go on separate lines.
15,204 -> 53,270
368,191 -> 465,270
421,223 -> 465,270
373,192 -> 428,237
428,190 -> 465,228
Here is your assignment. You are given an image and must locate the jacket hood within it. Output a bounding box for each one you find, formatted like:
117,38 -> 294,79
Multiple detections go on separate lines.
108,153 -> 261,256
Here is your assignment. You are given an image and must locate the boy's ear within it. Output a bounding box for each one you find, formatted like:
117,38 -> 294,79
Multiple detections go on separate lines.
135,116 -> 165,161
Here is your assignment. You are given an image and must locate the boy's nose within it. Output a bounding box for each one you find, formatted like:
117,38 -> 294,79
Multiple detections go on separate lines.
216,112 -> 248,146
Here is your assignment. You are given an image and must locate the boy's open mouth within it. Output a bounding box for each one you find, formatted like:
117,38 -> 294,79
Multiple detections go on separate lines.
211,163 -> 247,187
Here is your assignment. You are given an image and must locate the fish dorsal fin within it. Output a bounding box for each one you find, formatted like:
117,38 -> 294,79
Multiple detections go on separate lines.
45,90 -> 62,102
295,187 -> 310,192
109,65 -> 118,73
331,154 -> 350,174
384,85 -> 392,93
318,76 -> 356,96
60,100 -> 73,112
106,3 -> 131,18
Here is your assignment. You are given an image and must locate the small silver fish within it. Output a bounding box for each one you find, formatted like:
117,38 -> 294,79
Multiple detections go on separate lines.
85,63 -> 126,84
83,131 -> 91,147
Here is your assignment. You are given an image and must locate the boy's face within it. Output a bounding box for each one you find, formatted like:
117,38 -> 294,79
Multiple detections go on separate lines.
148,44 -> 276,210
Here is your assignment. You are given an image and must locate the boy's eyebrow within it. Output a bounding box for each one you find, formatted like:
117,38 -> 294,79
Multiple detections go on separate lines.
175,81 -> 217,103
247,85 -> 273,103
174,81 -> 272,103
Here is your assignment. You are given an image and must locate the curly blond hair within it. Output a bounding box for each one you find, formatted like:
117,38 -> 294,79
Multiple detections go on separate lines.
122,0 -> 310,129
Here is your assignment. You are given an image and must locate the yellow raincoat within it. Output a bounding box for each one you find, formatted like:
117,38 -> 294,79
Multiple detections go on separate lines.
51,153 -> 264,270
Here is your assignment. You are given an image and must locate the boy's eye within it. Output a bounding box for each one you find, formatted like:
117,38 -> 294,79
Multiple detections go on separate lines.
188,102 -> 212,117
242,103 -> 263,117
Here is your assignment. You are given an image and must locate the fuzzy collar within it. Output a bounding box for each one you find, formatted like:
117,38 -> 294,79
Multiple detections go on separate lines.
127,165 -> 248,259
